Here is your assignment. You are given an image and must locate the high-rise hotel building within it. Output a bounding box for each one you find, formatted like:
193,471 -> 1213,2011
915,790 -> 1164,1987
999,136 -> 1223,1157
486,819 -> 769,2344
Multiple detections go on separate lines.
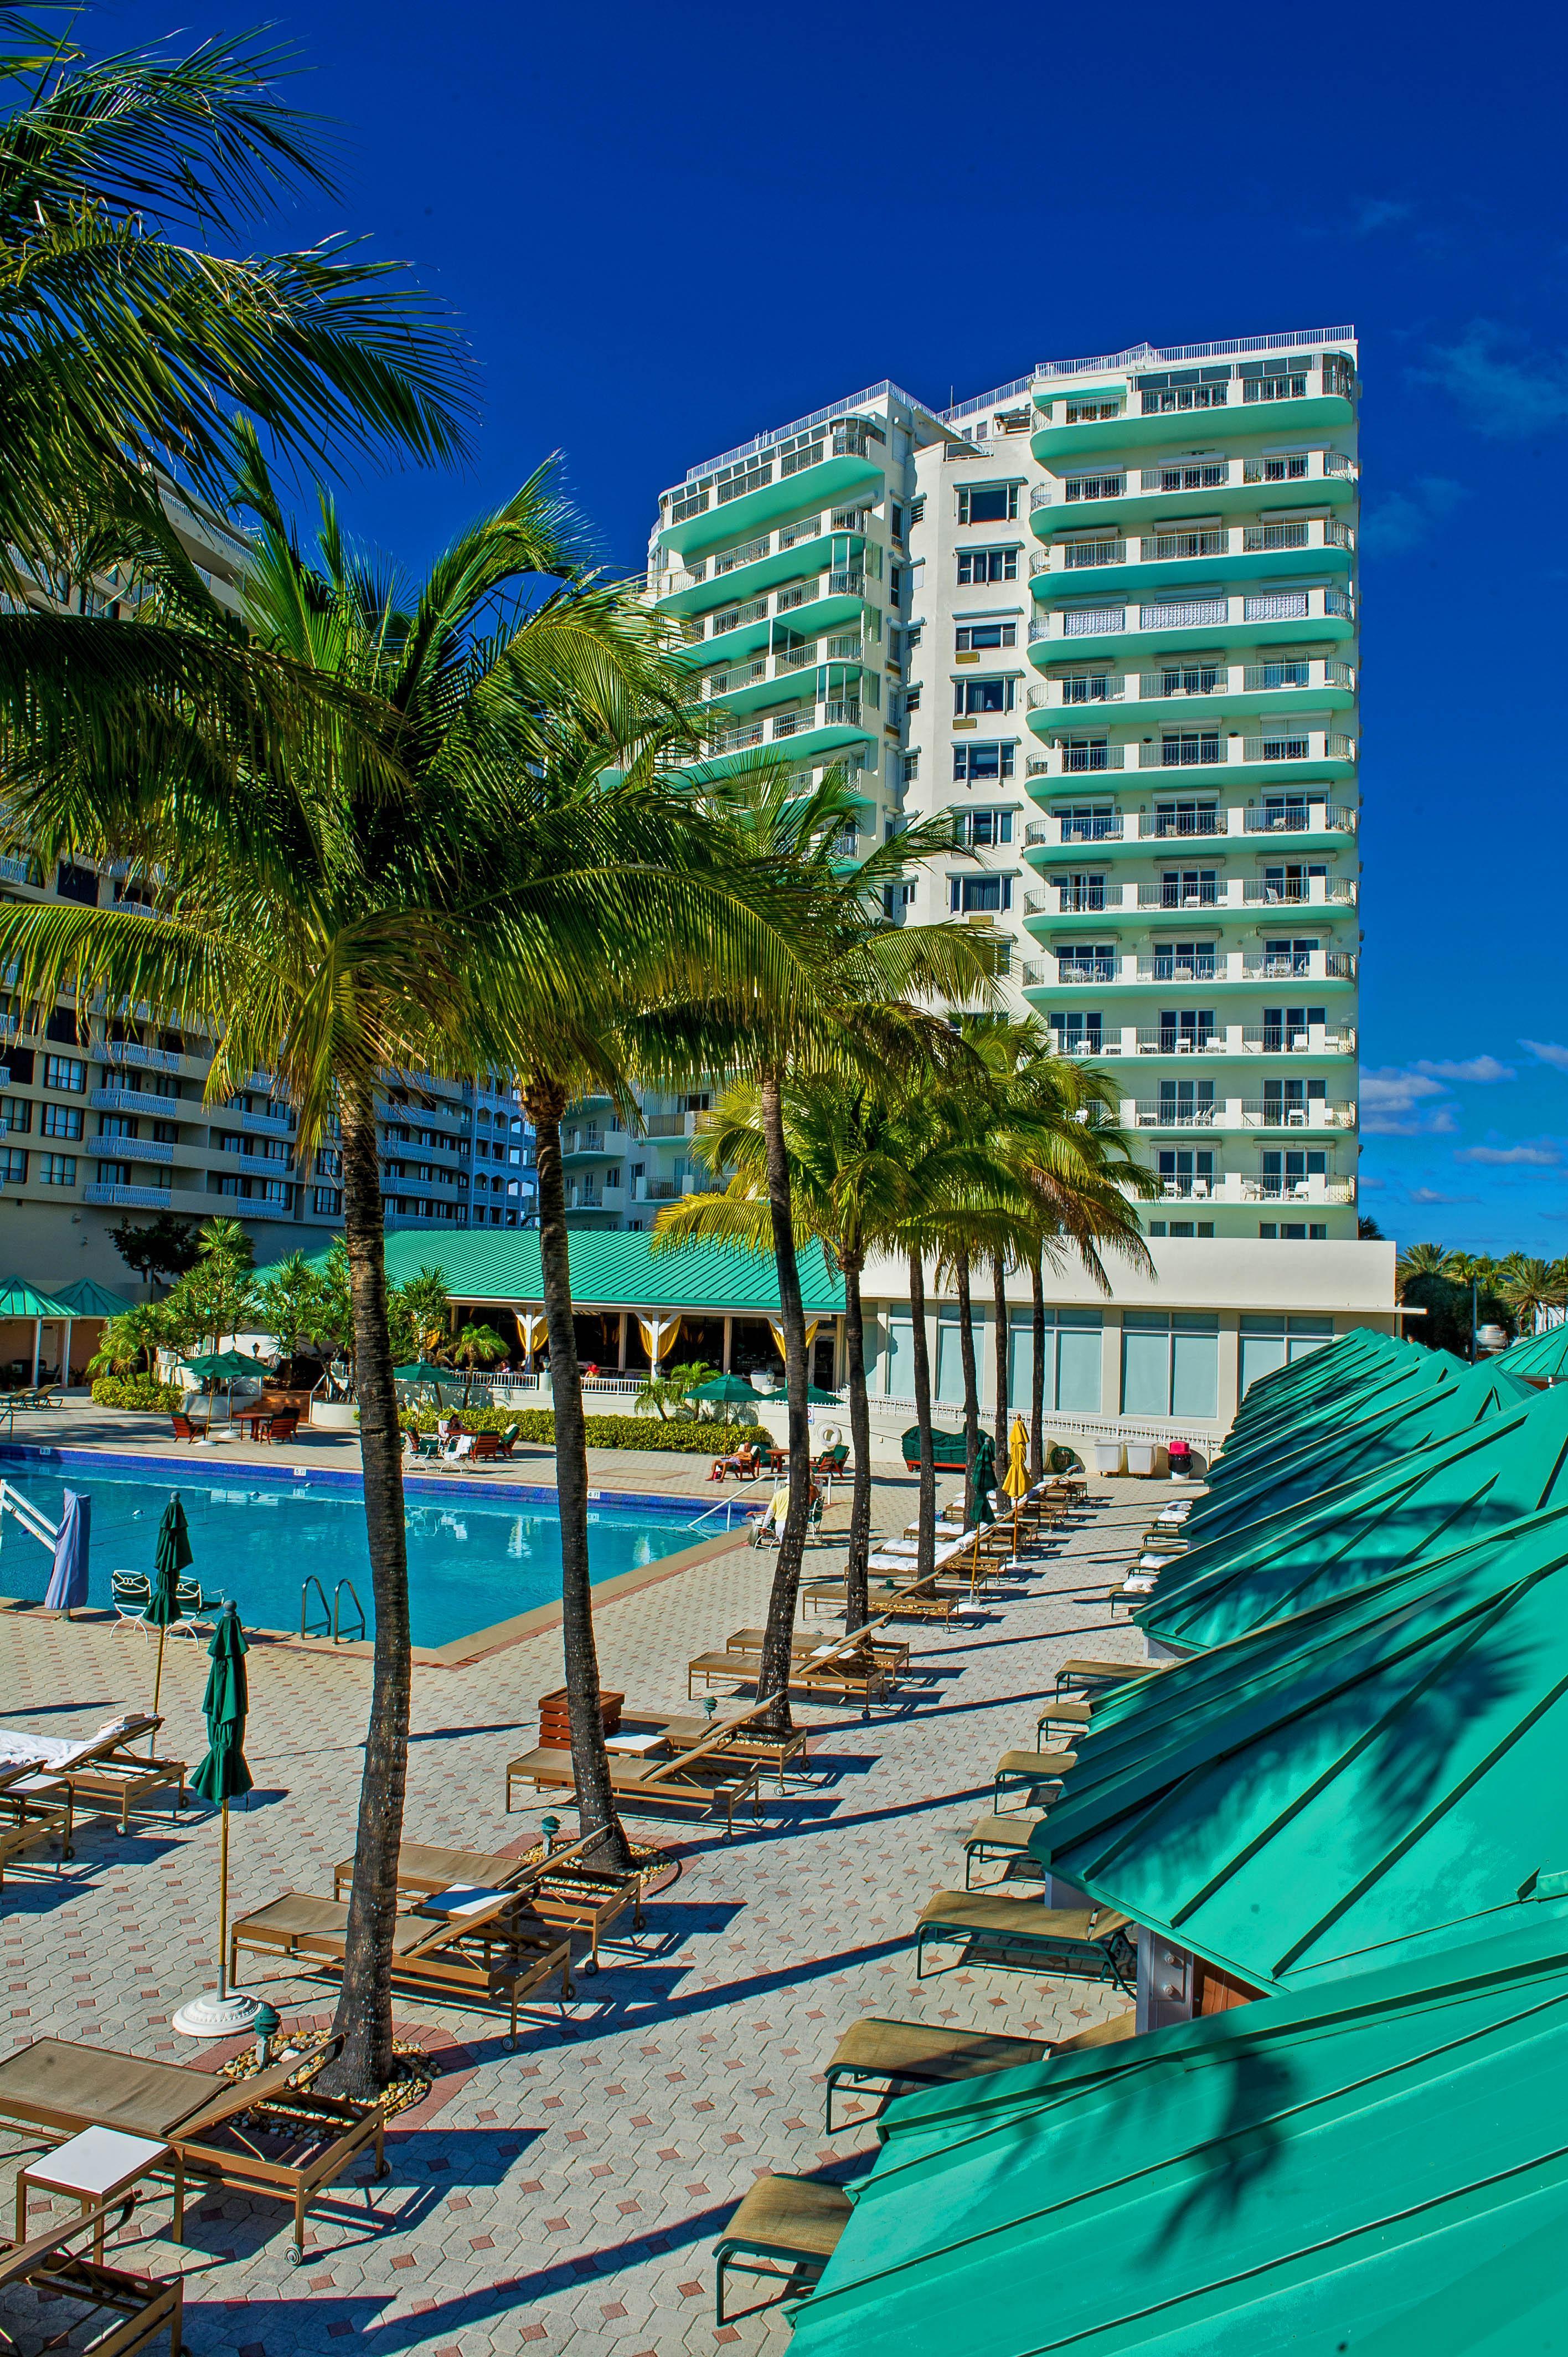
639,325 -> 1361,1246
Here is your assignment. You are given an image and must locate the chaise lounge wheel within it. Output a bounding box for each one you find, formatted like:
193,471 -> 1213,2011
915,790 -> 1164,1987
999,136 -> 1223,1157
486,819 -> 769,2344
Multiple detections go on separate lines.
584,1959 -> 598,1976
287,2246 -> 303,2267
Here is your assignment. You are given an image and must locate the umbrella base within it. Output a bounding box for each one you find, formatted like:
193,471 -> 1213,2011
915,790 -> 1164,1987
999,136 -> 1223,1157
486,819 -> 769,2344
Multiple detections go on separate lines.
172,1989 -> 265,2038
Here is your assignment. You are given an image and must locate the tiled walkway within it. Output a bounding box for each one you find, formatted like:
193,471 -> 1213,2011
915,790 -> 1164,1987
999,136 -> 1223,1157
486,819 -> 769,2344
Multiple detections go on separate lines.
0,1471 -> 1159,2354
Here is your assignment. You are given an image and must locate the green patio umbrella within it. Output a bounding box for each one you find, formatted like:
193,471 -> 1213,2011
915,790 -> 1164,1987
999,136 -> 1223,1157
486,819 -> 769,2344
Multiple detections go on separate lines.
692,1373 -> 763,1423
145,1493 -> 192,1716
805,1386 -> 844,1408
174,1603 -> 261,2039
394,1360 -> 454,1402
182,1346 -> 274,1432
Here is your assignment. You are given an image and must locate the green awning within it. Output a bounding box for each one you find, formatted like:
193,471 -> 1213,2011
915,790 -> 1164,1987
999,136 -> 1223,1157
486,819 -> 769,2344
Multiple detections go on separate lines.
1037,1496 -> 1568,1993
1144,1381 -> 1568,1653
1203,1345 -> 1452,1485
0,1275 -> 75,1320
1225,1326 -> 1407,1438
1182,1356 -> 1527,1550
297,1228 -> 847,1317
44,1279 -> 137,1319
787,1904 -> 1568,2357
1499,1324 -> 1568,1383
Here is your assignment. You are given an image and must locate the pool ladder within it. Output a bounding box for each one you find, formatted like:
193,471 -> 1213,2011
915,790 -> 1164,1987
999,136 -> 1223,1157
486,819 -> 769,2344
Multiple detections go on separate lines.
300,1574 -> 367,1644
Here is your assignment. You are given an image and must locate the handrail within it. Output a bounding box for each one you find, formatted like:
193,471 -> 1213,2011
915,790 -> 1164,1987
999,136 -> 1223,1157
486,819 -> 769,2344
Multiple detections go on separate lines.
332,1579 -> 367,1644
0,1479 -> 58,1552
300,1574 -> 329,1639
684,1494 -> 754,1533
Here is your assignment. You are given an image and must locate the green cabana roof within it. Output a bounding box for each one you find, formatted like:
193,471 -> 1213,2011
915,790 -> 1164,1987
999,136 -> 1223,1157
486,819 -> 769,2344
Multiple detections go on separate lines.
1223,1325 -> 1409,1438
787,1903 -> 1568,2357
1184,1355 -> 1527,1548
1203,1344 -> 1452,1485
1144,1380 -> 1568,1653
0,1275 -> 75,1320
44,1279 -> 137,1318
1499,1323 -> 1568,1383
298,1228 -> 847,1317
1038,1497 -> 1568,1993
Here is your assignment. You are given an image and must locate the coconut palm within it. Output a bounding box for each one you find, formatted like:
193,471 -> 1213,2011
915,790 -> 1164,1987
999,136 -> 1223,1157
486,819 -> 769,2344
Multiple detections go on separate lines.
0,13 -> 470,586
452,1322 -> 507,1407
0,454 -> 741,2093
1395,1241 -> 1462,1299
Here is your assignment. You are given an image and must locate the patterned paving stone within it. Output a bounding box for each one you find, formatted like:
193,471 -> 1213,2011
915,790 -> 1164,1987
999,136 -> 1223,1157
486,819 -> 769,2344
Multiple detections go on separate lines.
0,1461 -> 1159,2352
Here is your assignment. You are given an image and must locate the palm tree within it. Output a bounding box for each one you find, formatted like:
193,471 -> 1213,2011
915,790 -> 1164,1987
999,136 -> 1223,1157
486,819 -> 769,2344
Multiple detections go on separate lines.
636,768 -> 995,1714
1395,1241 -> 1462,1299
0,459 -> 724,2094
452,1322 -> 508,1407
1498,1256 -> 1556,1336
0,13 -> 470,585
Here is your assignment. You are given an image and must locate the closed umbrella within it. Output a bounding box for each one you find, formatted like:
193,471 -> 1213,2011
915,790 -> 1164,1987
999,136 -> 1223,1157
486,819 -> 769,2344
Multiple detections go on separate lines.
173,1603 -> 262,2037
43,1489 -> 90,1618
967,1432 -> 997,1591
1003,1415 -> 1031,1555
145,1494 -> 191,1716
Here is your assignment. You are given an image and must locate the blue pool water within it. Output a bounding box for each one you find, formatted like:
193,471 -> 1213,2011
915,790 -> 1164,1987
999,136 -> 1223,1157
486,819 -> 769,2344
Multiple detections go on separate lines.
0,1459 -> 707,1649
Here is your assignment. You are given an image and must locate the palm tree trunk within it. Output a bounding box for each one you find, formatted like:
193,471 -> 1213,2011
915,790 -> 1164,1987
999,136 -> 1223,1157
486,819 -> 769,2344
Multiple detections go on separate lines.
909,1248 -> 936,1581
956,1251 -> 980,1523
756,1070 -> 807,1731
527,1083 -> 632,1868
842,1252 -> 871,1629
992,1252 -> 1010,1470
1030,1250 -> 1046,1482
322,1083 -> 410,2099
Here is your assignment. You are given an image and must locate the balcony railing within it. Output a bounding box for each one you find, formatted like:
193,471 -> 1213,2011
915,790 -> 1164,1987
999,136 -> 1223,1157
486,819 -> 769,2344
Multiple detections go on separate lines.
1242,878 -> 1357,905
85,1181 -> 171,1208
1137,883 -> 1218,908
826,569 -> 865,598
778,514 -> 823,549
702,596 -> 768,640
713,532 -> 771,576
1055,743 -> 1125,771
709,720 -> 764,754
102,1039 -> 182,1073
1139,956 -> 1218,982
1241,1099 -> 1355,1128
1241,1026 -> 1356,1053
1136,1028 -> 1226,1054
1241,1176 -> 1354,1203
1033,656 -> 1355,709
1036,519 -> 1354,579
89,1085 -> 176,1115
1245,801 -> 1357,832
1054,958 -> 1118,985
1133,1100 -> 1217,1126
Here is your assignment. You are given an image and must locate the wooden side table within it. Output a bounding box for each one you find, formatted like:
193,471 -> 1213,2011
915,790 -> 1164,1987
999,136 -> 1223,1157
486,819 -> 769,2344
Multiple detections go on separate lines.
17,2125 -> 181,2258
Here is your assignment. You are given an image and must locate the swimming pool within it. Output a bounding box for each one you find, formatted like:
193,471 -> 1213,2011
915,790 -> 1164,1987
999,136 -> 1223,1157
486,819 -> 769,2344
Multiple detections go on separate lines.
0,1456 -> 713,1650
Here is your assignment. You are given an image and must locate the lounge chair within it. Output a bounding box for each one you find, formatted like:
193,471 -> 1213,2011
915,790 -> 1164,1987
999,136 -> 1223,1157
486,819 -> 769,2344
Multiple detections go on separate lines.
0,2032 -> 386,2264
963,1811 -> 1049,1888
331,1836 -> 649,1977
168,1412 -> 197,1443
811,1441 -> 849,1476
912,1889 -> 1134,1989
495,1423 -> 520,1459
0,2198 -> 181,2353
1054,1656 -> 1164,1697
0,1713 -> 187,1836
467,1430 -> 501,1462
993,1746 -> 1077,1812
1036,1697 -> 1094,1747
229,1886 -> 572,2043
821,2016 -> 1053,2133
263,1410 -> 300,1444
507,1714 -> 768,1837
713,2171 -> 851,2326
723,1626 -> 912,1679
0,1759 -> 72,1885
687,1634 -> 893,1717
658,1710 -> 813,1792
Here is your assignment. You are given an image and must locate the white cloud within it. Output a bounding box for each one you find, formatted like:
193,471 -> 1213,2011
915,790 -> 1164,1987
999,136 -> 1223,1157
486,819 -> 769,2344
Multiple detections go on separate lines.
1361,477 -> 1468,557
1411,1055 -> 1515,1084
1409,1186 -> 1477,1205
1457,1142 -> 1562,1166
1415,322 -> 1568,440
1360,1068 -> 1460,1136
1521,1038 -> 1568,1071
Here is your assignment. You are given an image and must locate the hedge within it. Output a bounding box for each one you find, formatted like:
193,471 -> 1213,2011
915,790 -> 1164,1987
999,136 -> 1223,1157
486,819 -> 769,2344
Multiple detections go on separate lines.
92,1375 -> 184,1412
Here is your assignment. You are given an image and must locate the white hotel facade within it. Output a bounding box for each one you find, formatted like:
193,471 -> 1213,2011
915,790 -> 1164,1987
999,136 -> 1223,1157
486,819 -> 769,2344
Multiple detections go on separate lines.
597,328 -> 1395,1445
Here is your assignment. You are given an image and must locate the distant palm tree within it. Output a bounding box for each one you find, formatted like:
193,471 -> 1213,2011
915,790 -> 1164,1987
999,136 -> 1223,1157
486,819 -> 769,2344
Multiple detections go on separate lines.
1394,1241 -> 1462,1299
1498,1257 -> 1558,1335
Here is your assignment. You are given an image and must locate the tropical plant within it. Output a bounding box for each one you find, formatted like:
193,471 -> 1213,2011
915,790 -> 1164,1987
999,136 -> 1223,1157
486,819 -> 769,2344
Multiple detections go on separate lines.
254,1250 -> 332,1365
633,1360 -> 716,1420
386,1268 -> 452,1367
452,1321 -> 507,1406
0,13 -> 470,589
106,1212 -> 200,1290
86,1301 -> 168,1378
1394,1241 -> 1463,1299
158,1217 -> 259,1357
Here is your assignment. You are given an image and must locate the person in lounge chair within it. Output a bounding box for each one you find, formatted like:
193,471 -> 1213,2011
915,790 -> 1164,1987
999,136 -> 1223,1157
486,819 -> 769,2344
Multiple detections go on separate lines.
712,1440 -> 761,1483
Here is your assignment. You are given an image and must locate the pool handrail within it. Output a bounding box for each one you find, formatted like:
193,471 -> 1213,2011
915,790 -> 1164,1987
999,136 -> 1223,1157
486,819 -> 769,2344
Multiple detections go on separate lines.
332,1579 -> 367,1644
300,1574 -> 330,1639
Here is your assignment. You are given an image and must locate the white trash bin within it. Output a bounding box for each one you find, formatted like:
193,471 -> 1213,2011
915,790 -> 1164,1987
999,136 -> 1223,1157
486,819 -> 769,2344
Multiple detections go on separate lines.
1125,1441 -> 1160,1478
1092,1440 -> 1125,1476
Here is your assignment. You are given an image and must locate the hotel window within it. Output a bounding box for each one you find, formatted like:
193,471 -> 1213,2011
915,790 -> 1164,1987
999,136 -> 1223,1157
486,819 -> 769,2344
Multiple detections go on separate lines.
1121,1311 -> 1220,1419
948,874 -> 1013,914
313,1185 -> 343,1216
1007,1307 -> 1103,1414
1147,1222 -> 1215,1238
38,1152 -> 76,1186
43,1054 -> 85,1093
954,677 -> 1014,717
1239,1313 -> 1334,1396
954,807 -> 1014,848
957,483 -> 1019,524
1259,1222 -> 1328,1240
0,1149 -> 24,1183
0,1098 -> 29,1134
41,1102 -> 82,1140
96,1159 -> 131,1187
952,742 -> 1014,783
956,548 -> 1019,586
955,621 -> 1017,652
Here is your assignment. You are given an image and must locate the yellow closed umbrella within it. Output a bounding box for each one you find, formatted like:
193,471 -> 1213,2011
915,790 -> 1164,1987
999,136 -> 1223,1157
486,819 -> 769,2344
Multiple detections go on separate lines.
1003,1415 -> 1030,1553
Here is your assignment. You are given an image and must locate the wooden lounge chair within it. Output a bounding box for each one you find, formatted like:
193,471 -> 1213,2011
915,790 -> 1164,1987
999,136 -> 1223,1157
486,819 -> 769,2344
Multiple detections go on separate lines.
1054,1656 -> 1163,1697
713,2171 -> 850,2326
1035,1698 -> 1094,1747
724,1626 -> 911,1679
230,1887 -> 572,2044
993,1747 -> 1077,1812
0,1759 -> 72,1886
963,1812 -> 1048,1888
0,2032 -> 385,2265
467,1430 -> 501,1462
687,1627 -> 895,1717
507,1713 -> 769,1837
821,2016 -> 1053,2132
0,2198 -> 181,2354
332,1834 -> 651,1977
912,1889 -> 1135,1989
0,1713 -> 187,1835
495,1423 -> 520,1459
264,1410 -> 300,1444
168,1412 -> 198,1443
658,1711 -> 812,1792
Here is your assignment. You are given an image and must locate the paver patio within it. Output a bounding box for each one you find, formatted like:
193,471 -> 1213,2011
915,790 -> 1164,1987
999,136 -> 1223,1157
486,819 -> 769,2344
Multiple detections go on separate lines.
0,1456 -> 1158,2354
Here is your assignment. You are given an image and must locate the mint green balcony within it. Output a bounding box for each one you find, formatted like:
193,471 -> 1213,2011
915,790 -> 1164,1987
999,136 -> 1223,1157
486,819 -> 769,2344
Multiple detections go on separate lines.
657,515 -> 869,621
659,447 -> 884,560
1021,801 -> 1360,864
671,567 -> 870,675
1030,367 -> 1355,465
1022,876 -> 1357,933
697,644 -> 867,720
1015,946 -> 1357,997
1029,453 -> 1356,541
1027,586 -> 1355,667
1025,657 -> 1354,733
1025,728 -> 1356,792
1028,519 -> 1353,608
685,696 -> 878,783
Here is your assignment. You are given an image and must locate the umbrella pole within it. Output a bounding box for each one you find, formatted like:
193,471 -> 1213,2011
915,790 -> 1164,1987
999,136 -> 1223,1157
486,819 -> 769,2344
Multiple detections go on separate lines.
216,1798 -> 230,2003
152,1627 -> 168,1718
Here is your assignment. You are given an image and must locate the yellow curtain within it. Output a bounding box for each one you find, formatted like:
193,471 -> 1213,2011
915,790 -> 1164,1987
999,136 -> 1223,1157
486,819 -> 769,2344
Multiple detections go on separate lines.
768,1317 -> 819,1361
638,1313 -> 682,1365
516,1312 -> 548,1357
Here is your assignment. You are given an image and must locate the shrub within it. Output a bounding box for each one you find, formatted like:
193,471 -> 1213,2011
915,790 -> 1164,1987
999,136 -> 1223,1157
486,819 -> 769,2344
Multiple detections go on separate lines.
92,1375 -> 184,1413
399,1403 -> 517,1436
398,1403 -> 773,1453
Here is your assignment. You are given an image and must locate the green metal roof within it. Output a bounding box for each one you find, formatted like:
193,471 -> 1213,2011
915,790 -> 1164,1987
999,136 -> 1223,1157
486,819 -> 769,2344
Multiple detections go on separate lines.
1226,1326 -> 1408,1437
1204,1345 -> 1451,1486
1498,1324 -> 1568,1383
0,1274 -> 76,1320
1185,1356 -> 1527,1547
302,1228 -> 847,1316
787,1903 -> 1568,2357
44,1278 -> 137,1318
1038,1499 -> 1568,1993
1143,1380 -> 1568,1653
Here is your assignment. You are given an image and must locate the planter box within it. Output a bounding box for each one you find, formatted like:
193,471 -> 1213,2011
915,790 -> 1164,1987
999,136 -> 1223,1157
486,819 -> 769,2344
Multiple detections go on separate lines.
538,1687 -> 623,1749
312,1401 -> 358,1431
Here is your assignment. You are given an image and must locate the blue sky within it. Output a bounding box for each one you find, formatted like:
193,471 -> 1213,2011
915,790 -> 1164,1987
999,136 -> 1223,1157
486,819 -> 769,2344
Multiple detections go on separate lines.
99,0 -> 1568,1255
